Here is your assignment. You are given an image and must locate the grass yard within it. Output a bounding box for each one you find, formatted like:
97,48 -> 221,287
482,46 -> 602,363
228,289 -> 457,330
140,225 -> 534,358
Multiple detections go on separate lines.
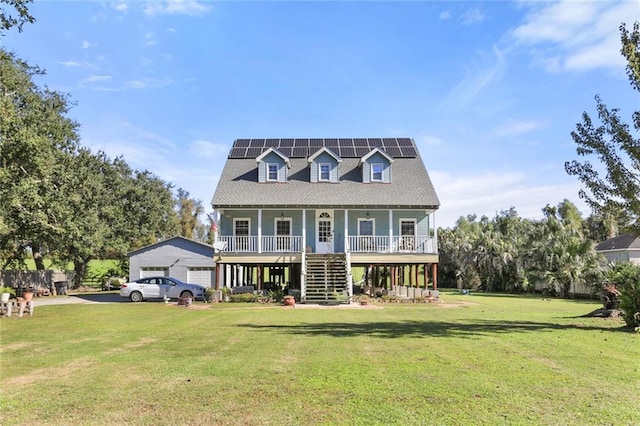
1,292 -> 638,425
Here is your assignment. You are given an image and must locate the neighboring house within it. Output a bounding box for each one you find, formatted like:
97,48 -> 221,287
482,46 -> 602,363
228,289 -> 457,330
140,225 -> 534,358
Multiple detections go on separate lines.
595,233 -> 640,266
211,138 -> 440,302
128,236 -> 216,287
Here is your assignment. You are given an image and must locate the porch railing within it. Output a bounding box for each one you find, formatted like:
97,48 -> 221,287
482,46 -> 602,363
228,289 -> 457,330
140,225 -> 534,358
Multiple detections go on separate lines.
347,236 -> 437,253
219,235 -> 437,254
220,236 -> 303,253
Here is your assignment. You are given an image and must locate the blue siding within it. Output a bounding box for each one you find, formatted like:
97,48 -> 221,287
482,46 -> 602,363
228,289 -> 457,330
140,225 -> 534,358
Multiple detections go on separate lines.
362,152 -> 391,183
310,152 -> 339,183
258,152 -> 287,183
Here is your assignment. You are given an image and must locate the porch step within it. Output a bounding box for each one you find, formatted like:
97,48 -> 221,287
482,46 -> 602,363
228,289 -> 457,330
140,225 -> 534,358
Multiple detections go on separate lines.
304,254 -> 349,303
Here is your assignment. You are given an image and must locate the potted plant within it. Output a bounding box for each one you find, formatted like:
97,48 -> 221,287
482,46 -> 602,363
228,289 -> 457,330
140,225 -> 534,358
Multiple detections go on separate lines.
204,287 -> 215,303
283,295 -> 296,307
21,285 -> 36,302
358,295 -> 370,306
0,286 -> 16,303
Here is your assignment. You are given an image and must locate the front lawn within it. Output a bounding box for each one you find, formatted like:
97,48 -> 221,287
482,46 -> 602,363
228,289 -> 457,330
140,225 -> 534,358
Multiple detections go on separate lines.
1,292 -> 638,425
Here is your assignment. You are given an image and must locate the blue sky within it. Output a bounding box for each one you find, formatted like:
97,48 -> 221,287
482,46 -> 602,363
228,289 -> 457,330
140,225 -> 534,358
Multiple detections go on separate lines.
4,0 -> 638,228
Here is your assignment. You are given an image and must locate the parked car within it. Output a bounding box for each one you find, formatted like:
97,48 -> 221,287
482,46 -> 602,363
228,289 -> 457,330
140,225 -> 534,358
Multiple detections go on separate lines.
119,277 -> 206,302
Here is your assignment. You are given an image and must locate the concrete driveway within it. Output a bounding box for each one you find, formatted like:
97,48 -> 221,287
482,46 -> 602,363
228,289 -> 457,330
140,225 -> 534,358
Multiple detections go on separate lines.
32,293 -> 126,306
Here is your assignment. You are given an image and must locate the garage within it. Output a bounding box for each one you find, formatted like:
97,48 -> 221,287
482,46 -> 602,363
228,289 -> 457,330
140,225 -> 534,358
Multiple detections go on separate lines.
140,267 -> 169,278
128,236 -> 216,285
187,267 -> 216,287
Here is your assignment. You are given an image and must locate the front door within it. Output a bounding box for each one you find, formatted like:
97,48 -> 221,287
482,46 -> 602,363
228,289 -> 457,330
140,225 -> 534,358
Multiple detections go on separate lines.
316,210 -> 334,253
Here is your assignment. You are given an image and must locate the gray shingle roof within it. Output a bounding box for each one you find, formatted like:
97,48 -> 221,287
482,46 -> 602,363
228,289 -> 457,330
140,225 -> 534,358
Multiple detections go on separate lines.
595,233 -> 640,251
212,138 -> 440,209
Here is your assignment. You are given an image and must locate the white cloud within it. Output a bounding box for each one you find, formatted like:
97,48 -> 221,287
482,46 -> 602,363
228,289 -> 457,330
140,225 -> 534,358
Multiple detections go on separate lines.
124,77 -> 172,89
492,119 -> 547,138
430,170 -> 589,228
512,1 -> 639,72
144,0 -> 211,17
81,41 -> 93,49
444,45 -> 506,107
113,2 -> 128,12
58,60 -> 81,67
80,75 -> 112,85
145,32 -> 157,46
459,8 -> 485,25
439,10 -> 451,20
189,140 -> 230,159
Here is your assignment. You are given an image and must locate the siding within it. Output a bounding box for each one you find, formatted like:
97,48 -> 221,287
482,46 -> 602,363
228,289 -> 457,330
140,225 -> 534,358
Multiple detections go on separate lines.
257,152 -> 288,183
309,152 -> 339,183
361,152 -> 391,183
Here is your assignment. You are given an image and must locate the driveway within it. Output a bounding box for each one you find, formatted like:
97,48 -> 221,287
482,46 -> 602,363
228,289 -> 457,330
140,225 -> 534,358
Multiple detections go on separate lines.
32,293 -> 126,306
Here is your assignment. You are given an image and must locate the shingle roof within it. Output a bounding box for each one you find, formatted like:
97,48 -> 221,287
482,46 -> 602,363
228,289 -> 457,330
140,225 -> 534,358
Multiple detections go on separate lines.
212,138 -> 440,209
595,233 -> 640,251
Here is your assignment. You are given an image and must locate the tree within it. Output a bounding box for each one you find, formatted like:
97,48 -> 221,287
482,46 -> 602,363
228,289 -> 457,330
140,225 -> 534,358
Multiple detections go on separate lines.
606,262 -> 640,330
0,0 -> 35,34
565,22 -> 640,234
0,47 -> 80,269
176,188 -> 203,239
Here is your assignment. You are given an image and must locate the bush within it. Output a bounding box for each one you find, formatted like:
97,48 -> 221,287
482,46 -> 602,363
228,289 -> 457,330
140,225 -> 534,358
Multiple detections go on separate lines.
228,293 -> 258,303
606,263 -> 640,330
0,286 -> 17,297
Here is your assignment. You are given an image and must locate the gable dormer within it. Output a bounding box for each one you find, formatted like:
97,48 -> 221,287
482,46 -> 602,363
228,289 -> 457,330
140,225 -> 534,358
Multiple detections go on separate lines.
256,147 -> 290,183
358,148 -> 394,183
308,147 -> 342,183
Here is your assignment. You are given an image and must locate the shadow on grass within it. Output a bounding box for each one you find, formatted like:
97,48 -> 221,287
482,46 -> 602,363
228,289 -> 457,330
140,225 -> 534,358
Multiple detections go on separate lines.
239,318 -> 630,339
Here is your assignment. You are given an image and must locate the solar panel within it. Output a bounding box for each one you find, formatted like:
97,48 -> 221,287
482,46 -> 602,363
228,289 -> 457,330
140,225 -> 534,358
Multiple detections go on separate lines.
279,147 -> 293,157
246,147 -> 264,157
229,147 -> 246,158
229,138 -> 415,158
384,147 -> 402,157
340,147 -> 356,157
354,147 -> 370,157
400,146 -> 417,157
368,138 -> 383,147
292,147 -> 308,157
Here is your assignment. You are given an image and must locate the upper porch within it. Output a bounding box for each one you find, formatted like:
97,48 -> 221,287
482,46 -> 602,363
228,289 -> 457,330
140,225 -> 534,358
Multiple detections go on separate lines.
215,207 -> 438,257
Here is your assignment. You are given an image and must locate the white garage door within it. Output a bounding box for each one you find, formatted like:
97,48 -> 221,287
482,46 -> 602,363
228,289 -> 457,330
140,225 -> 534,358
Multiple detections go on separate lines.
140,267 -> 169,278
187,267 -> 216,287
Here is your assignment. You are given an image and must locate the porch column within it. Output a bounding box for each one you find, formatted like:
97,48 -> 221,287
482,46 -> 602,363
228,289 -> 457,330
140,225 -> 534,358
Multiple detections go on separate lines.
301,209 -> 306,300
388,209 -> 393,252
433,212 -> 438,253
344,209 -> 349,251
258,209 -> 262,253
432,263 -> 438,290
424,264 -> 428,289
215,262 -> 221,290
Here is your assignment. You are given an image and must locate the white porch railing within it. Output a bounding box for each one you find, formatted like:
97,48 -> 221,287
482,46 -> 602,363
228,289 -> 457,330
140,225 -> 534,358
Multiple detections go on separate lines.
220,236 -> 302,253
219,235 -> 437,253
347,236 -> 437,253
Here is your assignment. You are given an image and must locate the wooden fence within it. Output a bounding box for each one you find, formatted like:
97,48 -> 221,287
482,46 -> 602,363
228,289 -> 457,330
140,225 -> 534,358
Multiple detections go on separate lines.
0,270 -> 74,294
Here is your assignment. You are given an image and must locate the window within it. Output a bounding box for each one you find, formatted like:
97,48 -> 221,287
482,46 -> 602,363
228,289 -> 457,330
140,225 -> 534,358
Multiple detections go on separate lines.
358,219 -> 374,251
275,218 -> 292,251
399,219 -> 416,251
319,163 -> 331,181
234,219 -> 250,251
267,164 -> 278,181
371,163 -> 383,181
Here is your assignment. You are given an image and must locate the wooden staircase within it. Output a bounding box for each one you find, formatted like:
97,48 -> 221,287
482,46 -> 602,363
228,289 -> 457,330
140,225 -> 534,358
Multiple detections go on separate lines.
304,253 -> 349,303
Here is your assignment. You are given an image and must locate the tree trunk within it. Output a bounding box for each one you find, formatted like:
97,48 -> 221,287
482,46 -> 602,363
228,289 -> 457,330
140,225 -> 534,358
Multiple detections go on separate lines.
73,258 -> 91,289
32,244 -> 46,270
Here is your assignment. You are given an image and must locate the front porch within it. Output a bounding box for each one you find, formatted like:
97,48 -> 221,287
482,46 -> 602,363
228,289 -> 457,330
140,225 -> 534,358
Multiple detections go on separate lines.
219,235 -> 437,254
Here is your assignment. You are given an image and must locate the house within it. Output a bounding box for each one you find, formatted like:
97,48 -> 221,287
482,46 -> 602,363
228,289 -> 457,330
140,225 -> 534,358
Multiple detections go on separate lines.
128,236 -> 217,287
595,233 -> 640,265
211,138 -> 440,302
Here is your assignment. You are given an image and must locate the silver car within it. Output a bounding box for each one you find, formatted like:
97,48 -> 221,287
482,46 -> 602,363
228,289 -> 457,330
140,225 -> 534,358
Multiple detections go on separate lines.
120,276 -> 206,302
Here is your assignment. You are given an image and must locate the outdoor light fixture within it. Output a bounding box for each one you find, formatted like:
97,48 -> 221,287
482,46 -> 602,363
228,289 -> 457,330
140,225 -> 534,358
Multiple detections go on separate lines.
366,212 -> 370,220
280,212 -> 285,220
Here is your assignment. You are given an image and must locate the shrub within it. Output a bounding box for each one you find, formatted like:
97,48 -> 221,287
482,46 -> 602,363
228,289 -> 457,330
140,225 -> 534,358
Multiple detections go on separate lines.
228,293 -> 258,303
606,263 -> 640,330
0,286 -> 17,297
268,289 -> 284,303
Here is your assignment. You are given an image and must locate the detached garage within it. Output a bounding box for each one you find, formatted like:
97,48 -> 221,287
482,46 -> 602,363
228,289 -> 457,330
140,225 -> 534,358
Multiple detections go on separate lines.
128,236 -> 216,288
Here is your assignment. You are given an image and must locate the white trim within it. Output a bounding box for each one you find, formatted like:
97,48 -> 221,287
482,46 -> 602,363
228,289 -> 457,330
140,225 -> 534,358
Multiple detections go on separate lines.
358,147 -> 394,165
274,217 -> 292,236
266,163 -> 279,181
318,162 -> 331,181
255,147 -> 291,167
233,218 -> 251,236
357,218 -> 375,236
399,218 -> 417,235
307,146 -> 342,163
371,163 -> 384,182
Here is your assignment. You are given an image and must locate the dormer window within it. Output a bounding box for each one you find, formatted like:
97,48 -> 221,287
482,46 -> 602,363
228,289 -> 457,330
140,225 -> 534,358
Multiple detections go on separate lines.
267,163 -> 278,181
371,163 -> 383,182
319,163 -> 331,181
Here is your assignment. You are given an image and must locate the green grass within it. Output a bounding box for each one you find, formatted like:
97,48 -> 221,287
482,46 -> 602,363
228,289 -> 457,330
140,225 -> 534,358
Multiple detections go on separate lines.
1,292 -> 638,425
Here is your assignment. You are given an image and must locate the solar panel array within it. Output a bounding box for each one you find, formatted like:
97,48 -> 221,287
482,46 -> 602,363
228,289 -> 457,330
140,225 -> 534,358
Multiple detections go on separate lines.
228,138 -> 417,159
